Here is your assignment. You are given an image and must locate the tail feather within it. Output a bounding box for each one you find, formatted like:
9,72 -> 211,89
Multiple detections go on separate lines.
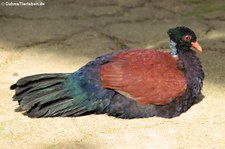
14,84 -> 62,102
61,107 -> 87,117
50,105 -> 88,117
67,107 -> 89,116
25,79 -> 63,93
12,74 -> 69,101
14,78 -> 64,94
28,98 -> 75,117
15,73 -> 67,86
20,89 -> 70,110
51,105 -> 79,117
10,73 -> 82,117
14,85 -> 31,96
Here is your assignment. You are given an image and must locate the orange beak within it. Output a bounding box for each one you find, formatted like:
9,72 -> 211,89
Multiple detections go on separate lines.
191,41 -> 202,52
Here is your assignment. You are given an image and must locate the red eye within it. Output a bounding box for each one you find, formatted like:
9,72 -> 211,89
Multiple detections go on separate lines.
183,35 -> 191,41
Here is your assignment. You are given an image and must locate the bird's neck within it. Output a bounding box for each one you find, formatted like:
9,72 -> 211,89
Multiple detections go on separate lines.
177,49 -> 204,97
169,40 -> 178,57
169,40 -> 191,57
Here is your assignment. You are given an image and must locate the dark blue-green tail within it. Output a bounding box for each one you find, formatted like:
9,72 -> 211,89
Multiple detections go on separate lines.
10,59 -> 115,118
11,73 -> 74,117
9,51 -> 116,117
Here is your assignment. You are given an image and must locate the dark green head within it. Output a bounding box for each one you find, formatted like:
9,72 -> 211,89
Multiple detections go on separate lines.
167,26 -> 202,52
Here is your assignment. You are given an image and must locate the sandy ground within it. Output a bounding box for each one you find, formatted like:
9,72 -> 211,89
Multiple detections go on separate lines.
0,0 -> 225,148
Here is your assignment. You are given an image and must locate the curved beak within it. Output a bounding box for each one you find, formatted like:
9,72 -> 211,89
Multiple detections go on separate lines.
191,41 -> 202,52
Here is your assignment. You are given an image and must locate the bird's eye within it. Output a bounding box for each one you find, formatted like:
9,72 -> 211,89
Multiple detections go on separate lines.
183,35 -> 191,41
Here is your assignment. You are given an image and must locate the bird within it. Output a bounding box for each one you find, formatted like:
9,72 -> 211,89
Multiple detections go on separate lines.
10,26 -> 204,119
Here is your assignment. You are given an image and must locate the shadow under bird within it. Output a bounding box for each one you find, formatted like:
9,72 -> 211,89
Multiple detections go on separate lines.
10,26 -> 204,118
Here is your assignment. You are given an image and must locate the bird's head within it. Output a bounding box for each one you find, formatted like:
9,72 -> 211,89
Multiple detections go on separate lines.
167,26 -> 202,52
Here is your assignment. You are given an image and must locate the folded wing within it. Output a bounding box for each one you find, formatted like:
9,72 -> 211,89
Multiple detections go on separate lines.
100,49 -> 186,105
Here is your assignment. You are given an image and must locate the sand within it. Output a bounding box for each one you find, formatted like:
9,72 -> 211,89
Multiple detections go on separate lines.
0,0 -> 225,148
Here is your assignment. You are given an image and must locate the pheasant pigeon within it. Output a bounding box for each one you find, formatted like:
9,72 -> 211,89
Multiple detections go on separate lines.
10,26 -> 204,118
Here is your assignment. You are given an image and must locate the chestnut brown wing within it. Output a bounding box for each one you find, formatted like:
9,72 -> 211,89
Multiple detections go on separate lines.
100,49 -> 186,105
